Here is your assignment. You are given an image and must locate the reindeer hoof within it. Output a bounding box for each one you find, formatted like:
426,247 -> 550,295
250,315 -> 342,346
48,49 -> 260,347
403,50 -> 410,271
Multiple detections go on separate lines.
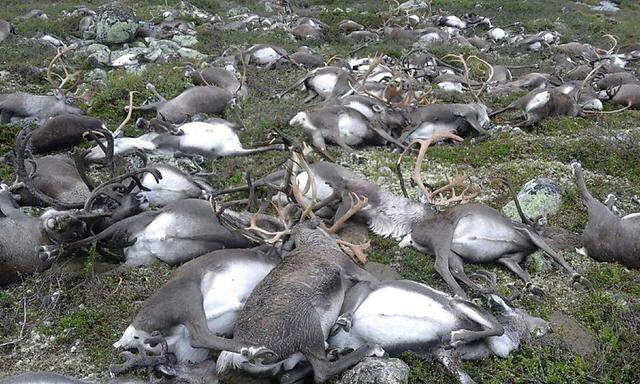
329,314 -> 352,336
350,153 -> 367,164
367,344 -> 386,358
36,245 -> 58,262
525,283 -> 545,301
241,346 -> 278,364
572,274 -> 592,291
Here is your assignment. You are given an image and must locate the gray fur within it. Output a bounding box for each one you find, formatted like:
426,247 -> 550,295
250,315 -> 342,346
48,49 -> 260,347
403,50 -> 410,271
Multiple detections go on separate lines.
0,92 -> 83,123
135,85 -> 233,124
572,162 -> 640,268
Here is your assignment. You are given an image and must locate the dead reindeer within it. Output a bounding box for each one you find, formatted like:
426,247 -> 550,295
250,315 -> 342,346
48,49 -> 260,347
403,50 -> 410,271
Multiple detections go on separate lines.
30,114 -> 107,154
185,65 -> 248,100
111,246 -> 281,377
128,83 -> 233,124
0,372 -> 146,384
328,279 -> 549,384
600,84 -> 640,112
397,134 -> 590,299
338,94 -> 410,132
241,44 -> 290,68
77,145 -> 213,208
290,46 -> 326,68
204,158 -> 383,383
11,127 -> 113,209
571,161 -> 639,269
402,103 -> 493,142
0,174 -> 146,285
490,87 -> 580,126
488,64 -> 541,84
592,71 -> 640,91
0,90 -> 83,124
488,73 -> 558,95
38,198 -> 253,267
87,118 -> 284,161
277,66 -> 357,102
289,105 -> 405,156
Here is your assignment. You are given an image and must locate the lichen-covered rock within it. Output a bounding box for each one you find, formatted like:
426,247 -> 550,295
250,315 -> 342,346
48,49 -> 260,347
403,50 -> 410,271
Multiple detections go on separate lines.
525,250 -> 555,274
95,7 -> 139,45
172,34 -> 199,47
502,178 -> 564,223
550,311 -> 597,357
398,0 -> 430,11
0,19 -> 13,43
84,68 -> 107,86
85,43 -> 111,68
337,357 -> 409,384
178,47 -> 208,61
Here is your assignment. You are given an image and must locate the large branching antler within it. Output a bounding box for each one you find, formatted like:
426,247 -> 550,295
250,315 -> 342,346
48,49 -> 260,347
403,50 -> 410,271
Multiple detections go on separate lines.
47,46 -> 81,90
84,168 -> 162,211
396,132 -> 478,206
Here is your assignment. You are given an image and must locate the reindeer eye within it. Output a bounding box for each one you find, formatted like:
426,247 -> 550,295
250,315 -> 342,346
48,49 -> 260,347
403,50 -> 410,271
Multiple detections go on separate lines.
134,336 -> 140,340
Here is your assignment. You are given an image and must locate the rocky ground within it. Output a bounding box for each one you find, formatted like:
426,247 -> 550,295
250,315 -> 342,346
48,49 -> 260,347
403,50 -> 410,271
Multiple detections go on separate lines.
1,0 -> 639,383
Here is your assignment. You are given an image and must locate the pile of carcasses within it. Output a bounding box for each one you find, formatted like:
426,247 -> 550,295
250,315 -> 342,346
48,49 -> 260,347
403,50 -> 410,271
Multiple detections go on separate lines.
1,1 -> 639,383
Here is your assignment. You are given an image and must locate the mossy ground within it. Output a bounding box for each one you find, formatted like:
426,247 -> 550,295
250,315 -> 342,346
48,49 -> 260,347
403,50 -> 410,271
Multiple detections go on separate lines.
1,0 -> 640,383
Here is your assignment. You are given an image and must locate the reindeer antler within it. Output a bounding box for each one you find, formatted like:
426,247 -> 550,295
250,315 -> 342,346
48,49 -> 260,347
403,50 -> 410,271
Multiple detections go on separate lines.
396,132 -> 478,206
47,46 -> 81,90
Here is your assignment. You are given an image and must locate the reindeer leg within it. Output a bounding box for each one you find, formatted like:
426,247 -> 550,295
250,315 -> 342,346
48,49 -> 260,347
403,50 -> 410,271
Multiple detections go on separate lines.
520,228 -> 591,290
498,253 -> 544,298
306,344 -> 383,384
330,281 -> 377,336
433,348 -> 477,384
447,299 -> 504,348
184,298 -> 242,353
448,254 -> 494,294
434,246 -> 469,299
230,144 -> 286,157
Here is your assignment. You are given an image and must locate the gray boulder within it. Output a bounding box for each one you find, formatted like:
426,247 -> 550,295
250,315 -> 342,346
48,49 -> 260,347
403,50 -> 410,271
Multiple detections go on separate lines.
503,178 -> 564,224
337,357 -> 409,384
95,8 -> 139,45
86,43 -> 111,68
0,19 -> 12,43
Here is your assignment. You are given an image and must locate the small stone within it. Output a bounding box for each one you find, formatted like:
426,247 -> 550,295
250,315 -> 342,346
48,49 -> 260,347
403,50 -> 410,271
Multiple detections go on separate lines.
95,7 -> 139,45
398,0 -> 430,11
337,357 -> 409,384
502,178 -> 564,223
550,311 -> 596,357
172,34 -> 198,47
178,47 -> 208,61
85,43 -> 111,68
525,250 -> 554,274
376,176 -> 386,185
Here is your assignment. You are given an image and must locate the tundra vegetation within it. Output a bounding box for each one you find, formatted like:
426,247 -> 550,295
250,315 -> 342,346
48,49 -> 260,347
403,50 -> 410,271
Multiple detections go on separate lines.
0,0 -> 639,383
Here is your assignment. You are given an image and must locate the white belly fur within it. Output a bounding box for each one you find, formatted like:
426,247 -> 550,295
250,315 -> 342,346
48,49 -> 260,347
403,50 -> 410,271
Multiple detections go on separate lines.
330,286 -> 458,350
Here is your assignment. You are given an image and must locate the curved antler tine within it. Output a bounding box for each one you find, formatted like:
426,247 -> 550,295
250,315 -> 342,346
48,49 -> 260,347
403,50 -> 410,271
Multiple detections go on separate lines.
83,168 -> 162,211
468,55 -> 494,97
290,151 -> 317,220
603,33 -> 618,55
409,132 -> 464,204
113,91 -> 137,138
337,239 -> 371,265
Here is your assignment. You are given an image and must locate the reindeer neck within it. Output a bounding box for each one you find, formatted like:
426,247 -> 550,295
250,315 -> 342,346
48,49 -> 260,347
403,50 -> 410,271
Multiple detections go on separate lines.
367,191 -> 434,238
